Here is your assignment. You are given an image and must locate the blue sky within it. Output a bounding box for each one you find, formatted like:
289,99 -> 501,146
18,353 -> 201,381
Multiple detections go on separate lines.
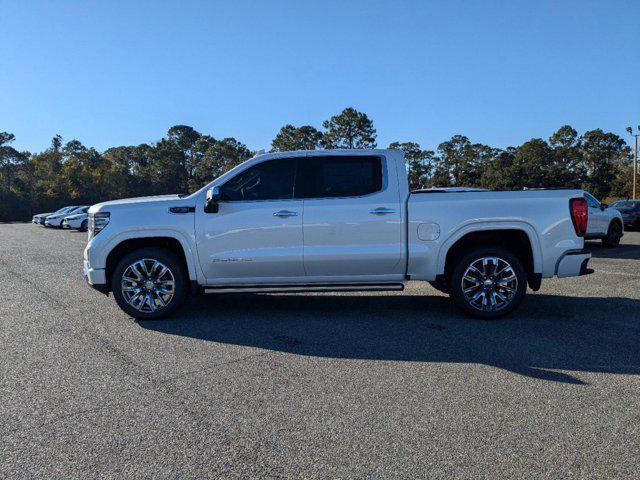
2,0 -> 639,153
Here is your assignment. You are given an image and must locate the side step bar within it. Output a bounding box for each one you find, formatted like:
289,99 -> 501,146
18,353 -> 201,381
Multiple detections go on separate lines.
202,283 -> 405,294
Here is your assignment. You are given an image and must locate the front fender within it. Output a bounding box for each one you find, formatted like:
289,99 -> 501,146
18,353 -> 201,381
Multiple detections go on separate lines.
98,228 -> 201,282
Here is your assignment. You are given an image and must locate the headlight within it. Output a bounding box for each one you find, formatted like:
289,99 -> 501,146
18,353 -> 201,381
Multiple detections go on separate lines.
88,212 -> 110,238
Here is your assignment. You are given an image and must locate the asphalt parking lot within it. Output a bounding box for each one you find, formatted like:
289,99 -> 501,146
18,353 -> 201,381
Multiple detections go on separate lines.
1,223 -> 639,479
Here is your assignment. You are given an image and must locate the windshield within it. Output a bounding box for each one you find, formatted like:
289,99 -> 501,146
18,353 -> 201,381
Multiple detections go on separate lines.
68,206 -> 88,214
55,206 -> 75,214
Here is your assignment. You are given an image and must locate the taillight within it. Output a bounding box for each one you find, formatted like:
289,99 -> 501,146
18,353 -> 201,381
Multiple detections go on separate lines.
570,198 -> 588,237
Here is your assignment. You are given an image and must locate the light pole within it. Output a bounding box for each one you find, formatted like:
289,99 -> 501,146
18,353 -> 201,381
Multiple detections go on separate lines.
627,126 -> 639,200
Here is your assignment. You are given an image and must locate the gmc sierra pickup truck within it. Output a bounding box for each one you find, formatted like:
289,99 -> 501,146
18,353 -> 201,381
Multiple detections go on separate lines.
83,149 -> 592,320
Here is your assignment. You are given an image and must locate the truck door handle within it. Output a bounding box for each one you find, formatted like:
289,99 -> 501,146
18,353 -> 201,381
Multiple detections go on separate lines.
273,210 -> 298,217
369,208 -> 396,215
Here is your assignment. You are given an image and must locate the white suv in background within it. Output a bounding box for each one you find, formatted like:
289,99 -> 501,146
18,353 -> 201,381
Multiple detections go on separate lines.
584,192 -> 624,246
62,207 -> 91,231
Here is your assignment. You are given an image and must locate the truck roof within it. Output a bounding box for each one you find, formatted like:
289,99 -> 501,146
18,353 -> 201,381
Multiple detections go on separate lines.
251,149 -> 402,162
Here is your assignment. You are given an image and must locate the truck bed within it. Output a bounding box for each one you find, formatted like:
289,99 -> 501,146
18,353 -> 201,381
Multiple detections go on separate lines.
406,189 -> 586,280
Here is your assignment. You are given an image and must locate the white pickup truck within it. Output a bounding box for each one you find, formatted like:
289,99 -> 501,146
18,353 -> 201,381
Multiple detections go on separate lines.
84,149 -> 592,320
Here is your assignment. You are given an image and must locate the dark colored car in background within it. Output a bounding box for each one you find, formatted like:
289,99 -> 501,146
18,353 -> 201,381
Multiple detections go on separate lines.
611,200 -> 640,230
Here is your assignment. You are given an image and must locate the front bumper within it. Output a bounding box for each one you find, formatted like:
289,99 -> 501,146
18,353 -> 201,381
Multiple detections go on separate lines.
556,250 -> 593,278
83,260 -> 108,294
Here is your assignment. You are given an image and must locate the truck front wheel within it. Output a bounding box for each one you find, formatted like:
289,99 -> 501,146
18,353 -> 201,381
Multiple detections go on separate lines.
450,246 -> 527,319
112,247 -> 188,320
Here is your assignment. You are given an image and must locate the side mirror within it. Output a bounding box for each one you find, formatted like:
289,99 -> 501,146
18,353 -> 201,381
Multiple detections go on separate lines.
600,203 -> 607,210
204,186 -> 221,213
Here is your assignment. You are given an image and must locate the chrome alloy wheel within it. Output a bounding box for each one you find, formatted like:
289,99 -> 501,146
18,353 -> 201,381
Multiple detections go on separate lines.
461,257 -> 518,312
121,259 -> 175,313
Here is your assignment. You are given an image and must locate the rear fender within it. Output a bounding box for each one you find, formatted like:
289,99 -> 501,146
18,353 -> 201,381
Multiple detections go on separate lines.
436,221 -> 543,275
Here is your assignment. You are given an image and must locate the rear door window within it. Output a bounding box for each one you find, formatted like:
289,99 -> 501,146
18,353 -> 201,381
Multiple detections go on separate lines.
295,156 -> 382,199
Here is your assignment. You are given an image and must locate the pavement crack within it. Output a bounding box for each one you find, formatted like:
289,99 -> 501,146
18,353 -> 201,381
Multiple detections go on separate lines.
0,258 -> 69,310
3,350 -> 273,438
157,350 -> 272,386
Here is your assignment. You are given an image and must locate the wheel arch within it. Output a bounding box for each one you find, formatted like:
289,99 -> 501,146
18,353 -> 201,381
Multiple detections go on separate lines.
103,232 -> 197,293
437,223 -> 542,290
608,217 -> 623,231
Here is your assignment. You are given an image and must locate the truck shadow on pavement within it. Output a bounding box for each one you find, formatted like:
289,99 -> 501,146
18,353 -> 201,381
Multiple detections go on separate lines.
585,241 -> 640,260
138,293 -> 640,385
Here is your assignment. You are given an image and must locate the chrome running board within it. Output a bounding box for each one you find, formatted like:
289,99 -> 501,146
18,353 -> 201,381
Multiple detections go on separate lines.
202,283 -> 405,294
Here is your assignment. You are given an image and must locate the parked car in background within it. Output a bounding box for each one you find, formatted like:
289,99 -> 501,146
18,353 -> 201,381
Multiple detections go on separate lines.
584,192 -> 624,246
83,149 -> 593,320
62,207 -> 91,231
610,200 -> 640,230
45,206 -> 88,228
32,206 -> 77,225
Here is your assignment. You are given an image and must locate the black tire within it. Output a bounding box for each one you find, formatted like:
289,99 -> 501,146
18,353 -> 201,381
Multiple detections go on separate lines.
602,221 -> 622,247
428,279 -> 450,295
112,247 -> 188,320
80,220 -> 88,231
450,246 -> 527,320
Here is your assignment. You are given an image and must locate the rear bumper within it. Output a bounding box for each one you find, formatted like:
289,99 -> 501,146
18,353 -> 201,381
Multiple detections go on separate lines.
83,260 -> 108,294
556,250 -> 593,278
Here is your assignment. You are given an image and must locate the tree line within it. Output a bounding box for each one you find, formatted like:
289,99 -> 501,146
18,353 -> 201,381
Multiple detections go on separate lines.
0,107 -> 634,222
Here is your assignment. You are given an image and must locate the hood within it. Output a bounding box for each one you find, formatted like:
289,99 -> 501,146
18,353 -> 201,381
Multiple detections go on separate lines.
616,206 -> 639,213
89,194 -> 189,214
65,213 -> 86,220
34,212 -> 53,218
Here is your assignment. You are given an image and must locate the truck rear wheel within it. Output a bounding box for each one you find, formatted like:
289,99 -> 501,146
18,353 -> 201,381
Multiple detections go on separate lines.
450,246 -> 526,320
112,247 -> 188,320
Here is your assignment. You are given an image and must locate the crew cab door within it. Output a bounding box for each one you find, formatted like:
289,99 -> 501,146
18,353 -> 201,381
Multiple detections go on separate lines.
297,154 -> 404,278
195,157 -> 304,283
